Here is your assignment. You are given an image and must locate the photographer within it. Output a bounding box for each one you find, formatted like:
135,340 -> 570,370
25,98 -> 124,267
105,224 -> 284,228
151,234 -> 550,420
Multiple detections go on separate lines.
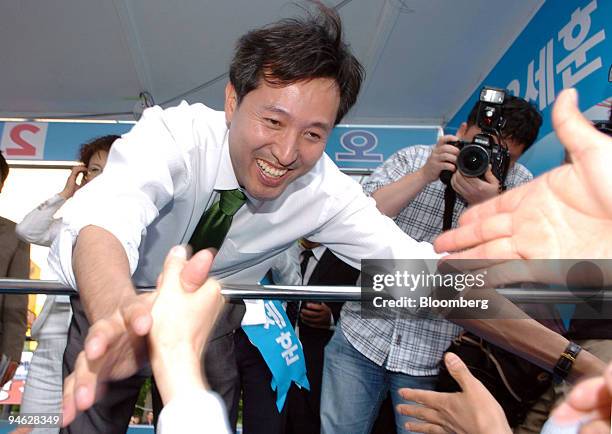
367,92 -> 541,229
321,92 -> 543,433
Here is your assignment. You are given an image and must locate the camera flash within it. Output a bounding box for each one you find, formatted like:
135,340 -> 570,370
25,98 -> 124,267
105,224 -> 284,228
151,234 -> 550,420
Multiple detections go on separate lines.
480,88 -> 505,104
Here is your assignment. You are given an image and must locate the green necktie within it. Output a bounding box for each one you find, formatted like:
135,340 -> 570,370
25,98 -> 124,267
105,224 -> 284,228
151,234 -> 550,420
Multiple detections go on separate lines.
189,189 -> 247,252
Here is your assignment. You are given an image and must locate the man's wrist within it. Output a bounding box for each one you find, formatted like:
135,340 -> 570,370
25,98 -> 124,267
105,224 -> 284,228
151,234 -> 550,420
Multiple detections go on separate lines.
568,349 -> 606,383
414,167 -> 435,185
87,284 -> 139,323
553,342 -> 582,383
475,407 -> 512,434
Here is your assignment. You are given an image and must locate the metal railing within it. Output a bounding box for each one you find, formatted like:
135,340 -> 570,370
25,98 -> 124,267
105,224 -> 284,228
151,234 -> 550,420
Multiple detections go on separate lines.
2,278 -> 611,304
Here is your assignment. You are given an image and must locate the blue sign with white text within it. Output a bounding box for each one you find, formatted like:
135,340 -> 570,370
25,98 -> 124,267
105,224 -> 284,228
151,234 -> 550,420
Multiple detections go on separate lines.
326,126 -> 440,169
447,0 -> 611,176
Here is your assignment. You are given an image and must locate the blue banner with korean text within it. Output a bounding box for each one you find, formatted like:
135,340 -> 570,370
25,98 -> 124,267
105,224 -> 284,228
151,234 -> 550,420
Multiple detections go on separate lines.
326,126 -> 441,170
446,0 -> 611,177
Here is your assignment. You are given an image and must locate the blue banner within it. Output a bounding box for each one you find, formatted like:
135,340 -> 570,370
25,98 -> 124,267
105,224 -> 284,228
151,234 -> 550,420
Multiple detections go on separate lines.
0,121 -> 133,162
0,120 -> 439,170
326,126 -> 440,169
447,0 -> 611,176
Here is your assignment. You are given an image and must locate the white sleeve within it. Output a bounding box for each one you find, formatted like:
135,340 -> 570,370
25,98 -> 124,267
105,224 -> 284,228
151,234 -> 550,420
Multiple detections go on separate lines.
158,389 -> 231,434
309,168 -> 441,269
16,194 -> 65,247
48,103 -> 198,289
309,181 -> 441,314
270,244 -> 302,285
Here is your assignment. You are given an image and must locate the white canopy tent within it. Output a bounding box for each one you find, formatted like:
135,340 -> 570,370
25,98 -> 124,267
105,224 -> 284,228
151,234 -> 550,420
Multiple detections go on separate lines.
0,0 -> 543,125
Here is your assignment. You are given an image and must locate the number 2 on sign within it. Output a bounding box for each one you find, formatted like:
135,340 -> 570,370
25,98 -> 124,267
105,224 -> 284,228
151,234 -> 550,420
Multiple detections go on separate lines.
8,124 -> 38,156
1,122 -> 48,159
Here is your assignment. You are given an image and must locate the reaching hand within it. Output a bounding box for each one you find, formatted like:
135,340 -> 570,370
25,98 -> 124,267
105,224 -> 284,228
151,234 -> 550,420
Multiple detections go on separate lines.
396,353 -> 511,434
61,292 -> 155,426
59,166 -> 87,200
148,246 -> 225,404
435,89 -> 612,260
61,245 -> 225,426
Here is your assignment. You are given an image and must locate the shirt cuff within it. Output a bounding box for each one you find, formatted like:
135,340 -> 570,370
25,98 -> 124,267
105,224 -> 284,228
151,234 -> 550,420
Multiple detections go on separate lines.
158,389 -> 231,434
540,417 -> 583,434
45,194 -> 67,208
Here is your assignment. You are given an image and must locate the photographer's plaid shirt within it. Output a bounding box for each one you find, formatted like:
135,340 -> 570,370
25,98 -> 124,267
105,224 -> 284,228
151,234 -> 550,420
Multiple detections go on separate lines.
341,144 -> 533,376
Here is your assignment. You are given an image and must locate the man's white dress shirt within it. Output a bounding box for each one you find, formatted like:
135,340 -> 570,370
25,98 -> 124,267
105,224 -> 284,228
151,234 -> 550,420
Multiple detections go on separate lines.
49,101 -> 438,325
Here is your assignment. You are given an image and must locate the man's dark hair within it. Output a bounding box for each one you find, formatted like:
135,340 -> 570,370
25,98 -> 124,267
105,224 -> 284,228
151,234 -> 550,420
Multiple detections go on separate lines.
229,2 -> 364,125
467,95 -> 543,152
0,151 -> 8,183
78,135 -> 119,166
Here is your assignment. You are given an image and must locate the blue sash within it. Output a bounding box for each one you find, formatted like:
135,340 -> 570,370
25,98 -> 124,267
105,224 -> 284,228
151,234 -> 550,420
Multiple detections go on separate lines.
242,299 -> 310,411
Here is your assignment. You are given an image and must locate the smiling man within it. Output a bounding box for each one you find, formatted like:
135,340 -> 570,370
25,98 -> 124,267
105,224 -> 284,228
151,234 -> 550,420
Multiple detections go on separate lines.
52,5 -> 607,434
225,77 -> 340,200
50,5 -> 434,434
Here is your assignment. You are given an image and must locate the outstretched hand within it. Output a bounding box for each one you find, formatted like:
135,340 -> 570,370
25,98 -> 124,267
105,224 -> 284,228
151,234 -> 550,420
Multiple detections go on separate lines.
149,246 -> 225,404
435,89 -> 612,260
61,245 -> 225,426
61,292 -> 156,426
396,352 -> 511,434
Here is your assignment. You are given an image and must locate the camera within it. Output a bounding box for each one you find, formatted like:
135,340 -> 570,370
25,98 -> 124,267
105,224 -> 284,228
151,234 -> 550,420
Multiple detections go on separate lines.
440,86 -> 511,186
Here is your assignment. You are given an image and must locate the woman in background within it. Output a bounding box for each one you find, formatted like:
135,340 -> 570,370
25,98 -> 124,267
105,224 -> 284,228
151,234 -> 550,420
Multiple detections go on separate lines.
12,135 -> 118,434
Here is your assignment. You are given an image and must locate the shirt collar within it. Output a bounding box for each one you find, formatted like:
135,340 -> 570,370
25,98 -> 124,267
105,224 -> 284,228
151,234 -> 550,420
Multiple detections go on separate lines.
214,131 -> 240,191
312,245 -> 326,261
300,243 -> 326,261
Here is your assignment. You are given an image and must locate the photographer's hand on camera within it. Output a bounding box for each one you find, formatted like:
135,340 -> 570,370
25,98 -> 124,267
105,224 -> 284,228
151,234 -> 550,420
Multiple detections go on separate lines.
450,165 -> 500,205
370,135 -> 461,217
419,134 -> 461,183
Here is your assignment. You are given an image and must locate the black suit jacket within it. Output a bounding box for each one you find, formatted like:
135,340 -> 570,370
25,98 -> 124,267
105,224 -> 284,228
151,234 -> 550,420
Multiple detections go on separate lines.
301,248 -> 360,325
285,249 -> 360,434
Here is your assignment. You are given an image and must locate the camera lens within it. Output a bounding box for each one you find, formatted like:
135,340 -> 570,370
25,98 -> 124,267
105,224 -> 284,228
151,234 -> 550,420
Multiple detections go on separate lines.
457,145 -> 489,177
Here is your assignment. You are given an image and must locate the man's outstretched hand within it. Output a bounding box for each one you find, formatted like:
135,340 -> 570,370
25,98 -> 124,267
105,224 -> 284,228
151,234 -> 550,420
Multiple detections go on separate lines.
61,291 -> 155,426
61,246 -> 224,426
